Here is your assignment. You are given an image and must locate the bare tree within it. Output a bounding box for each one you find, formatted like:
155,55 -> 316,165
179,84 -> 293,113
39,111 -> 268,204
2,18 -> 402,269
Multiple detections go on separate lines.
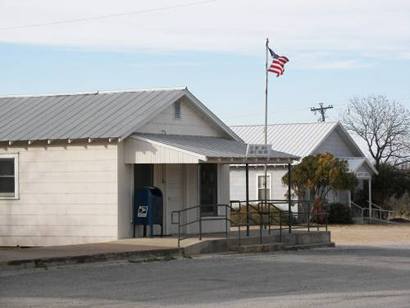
343,95 -> 410,169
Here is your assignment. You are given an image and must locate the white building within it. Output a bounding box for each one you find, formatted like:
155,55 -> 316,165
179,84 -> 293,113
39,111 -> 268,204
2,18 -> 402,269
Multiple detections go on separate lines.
0,88 -> 293,246
230,122 -> 377,209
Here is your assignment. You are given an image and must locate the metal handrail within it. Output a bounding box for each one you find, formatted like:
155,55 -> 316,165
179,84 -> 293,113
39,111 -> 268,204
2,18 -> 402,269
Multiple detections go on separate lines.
230,199 -> 328,244
172,200 -> 329,248
171,204 -> 231,248
230,199 -> 293,213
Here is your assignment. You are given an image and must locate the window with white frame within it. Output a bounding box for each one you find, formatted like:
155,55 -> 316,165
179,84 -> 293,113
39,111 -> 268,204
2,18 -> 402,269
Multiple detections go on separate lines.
257,174 -> 271,200
0,154 -> 18,199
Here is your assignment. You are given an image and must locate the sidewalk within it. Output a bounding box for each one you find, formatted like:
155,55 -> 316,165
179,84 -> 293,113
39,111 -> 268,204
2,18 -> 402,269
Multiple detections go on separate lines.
0,230 -> 332,269
0,237 -> 200,269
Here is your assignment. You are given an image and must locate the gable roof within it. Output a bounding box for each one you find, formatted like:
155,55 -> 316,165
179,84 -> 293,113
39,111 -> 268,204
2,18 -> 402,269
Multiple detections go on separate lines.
231,122 -> 377,175
0,87 -> 241,143
231,122 -> 338,157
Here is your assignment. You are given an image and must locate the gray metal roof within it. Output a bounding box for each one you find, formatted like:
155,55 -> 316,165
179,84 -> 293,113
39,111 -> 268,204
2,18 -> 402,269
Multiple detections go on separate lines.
133,133 -> 297,161
231,122 -> 340,157
231,122 -> 377,174
0,88 -> 240,143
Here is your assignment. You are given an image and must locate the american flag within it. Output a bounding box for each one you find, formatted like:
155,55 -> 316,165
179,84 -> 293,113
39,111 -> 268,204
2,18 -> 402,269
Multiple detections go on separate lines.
267,47 -> 289,77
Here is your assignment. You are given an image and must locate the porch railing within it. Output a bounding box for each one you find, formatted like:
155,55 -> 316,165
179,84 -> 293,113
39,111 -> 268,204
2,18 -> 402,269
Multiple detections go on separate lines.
351,201 -> 393,223
366,201 -> 393,221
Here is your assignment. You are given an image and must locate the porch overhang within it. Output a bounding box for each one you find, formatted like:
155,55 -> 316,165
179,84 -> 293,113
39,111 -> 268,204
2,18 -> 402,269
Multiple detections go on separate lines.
125,134 -> 297,164
343,157 -> 378,178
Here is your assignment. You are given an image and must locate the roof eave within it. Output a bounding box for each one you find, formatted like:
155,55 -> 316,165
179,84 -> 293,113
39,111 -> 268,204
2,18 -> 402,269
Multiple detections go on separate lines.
206,156 -> 298,164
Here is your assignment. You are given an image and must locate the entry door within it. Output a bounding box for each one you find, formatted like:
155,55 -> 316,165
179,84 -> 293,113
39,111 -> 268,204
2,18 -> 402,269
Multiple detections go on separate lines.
200,164 -> 218,216
165,165 -> 185,234
133,164 -> 154,237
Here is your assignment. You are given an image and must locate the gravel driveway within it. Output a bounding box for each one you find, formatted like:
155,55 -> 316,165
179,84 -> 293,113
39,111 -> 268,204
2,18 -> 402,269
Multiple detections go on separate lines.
329,225 -> 410,248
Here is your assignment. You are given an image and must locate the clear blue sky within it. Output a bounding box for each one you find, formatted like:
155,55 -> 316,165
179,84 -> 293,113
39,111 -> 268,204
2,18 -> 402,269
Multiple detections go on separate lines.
1,0 -> 409,126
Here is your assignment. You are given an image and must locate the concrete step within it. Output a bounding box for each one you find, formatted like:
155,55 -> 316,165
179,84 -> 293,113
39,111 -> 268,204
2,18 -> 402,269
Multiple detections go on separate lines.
230,242 -> 285,253
363,217 -> 395,225
283,242 -> 335,250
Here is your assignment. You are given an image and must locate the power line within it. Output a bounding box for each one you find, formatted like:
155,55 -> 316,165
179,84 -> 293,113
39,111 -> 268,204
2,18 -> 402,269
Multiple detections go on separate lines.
310,102 -> 333,122
224,105 -> 312,118
0,0 -> 217,31
222,102 -> 344,121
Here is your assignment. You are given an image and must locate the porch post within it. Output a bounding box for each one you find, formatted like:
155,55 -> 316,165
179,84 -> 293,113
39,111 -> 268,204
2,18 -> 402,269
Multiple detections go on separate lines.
245,163 -> 250,236
287,162 -> 292,233
368,177 -> 372,218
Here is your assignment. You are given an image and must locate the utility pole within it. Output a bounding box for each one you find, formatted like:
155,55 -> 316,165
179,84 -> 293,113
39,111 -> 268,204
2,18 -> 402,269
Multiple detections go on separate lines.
310,102 -> 333,122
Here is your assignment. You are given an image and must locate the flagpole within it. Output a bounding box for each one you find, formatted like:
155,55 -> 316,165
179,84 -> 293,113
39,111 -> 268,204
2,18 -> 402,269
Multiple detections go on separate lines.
264,38 -> 269,209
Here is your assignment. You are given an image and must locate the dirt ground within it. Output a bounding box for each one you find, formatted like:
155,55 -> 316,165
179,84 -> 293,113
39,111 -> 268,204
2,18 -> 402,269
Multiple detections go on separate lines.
329,224 -> 410,247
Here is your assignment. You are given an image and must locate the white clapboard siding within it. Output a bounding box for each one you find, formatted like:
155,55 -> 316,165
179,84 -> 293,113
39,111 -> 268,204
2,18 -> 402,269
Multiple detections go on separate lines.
270,169 -> 288,200
137,97 -> 227,137
1,235 -> 117,246
313,129 -> 356,157
20,171 -> 116,183
185,164 -> 199,234
3,213 -> 116,226
117,142 -> 133,239
0,193 -> 118,206
231,165 -> 354,209
19,181 -> 116,194
0,204 -> 117,215
356,163 -> 373,175
186,164 -> 230,234
230,166 -> 288,201
0,225 -> 117,237
164,164 -> 185,235
124,137 -> 201,164
16,161 -> 117,172
0,143 -> 119,246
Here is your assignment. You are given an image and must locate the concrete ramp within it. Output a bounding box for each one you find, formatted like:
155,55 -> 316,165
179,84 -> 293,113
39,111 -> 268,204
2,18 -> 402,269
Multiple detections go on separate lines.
183,231 -> 333,255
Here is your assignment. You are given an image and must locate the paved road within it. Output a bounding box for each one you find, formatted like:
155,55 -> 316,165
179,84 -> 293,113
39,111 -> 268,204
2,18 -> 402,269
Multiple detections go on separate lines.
1,245 -> 410,307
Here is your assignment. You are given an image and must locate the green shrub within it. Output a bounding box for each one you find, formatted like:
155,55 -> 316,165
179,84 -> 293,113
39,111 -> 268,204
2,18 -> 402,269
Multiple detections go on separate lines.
230,204 -> 290,226
328,202 -> 353,224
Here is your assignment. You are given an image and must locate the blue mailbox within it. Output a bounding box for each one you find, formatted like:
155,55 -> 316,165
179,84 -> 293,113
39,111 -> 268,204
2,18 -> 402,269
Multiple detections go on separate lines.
133,187 -> 163,237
